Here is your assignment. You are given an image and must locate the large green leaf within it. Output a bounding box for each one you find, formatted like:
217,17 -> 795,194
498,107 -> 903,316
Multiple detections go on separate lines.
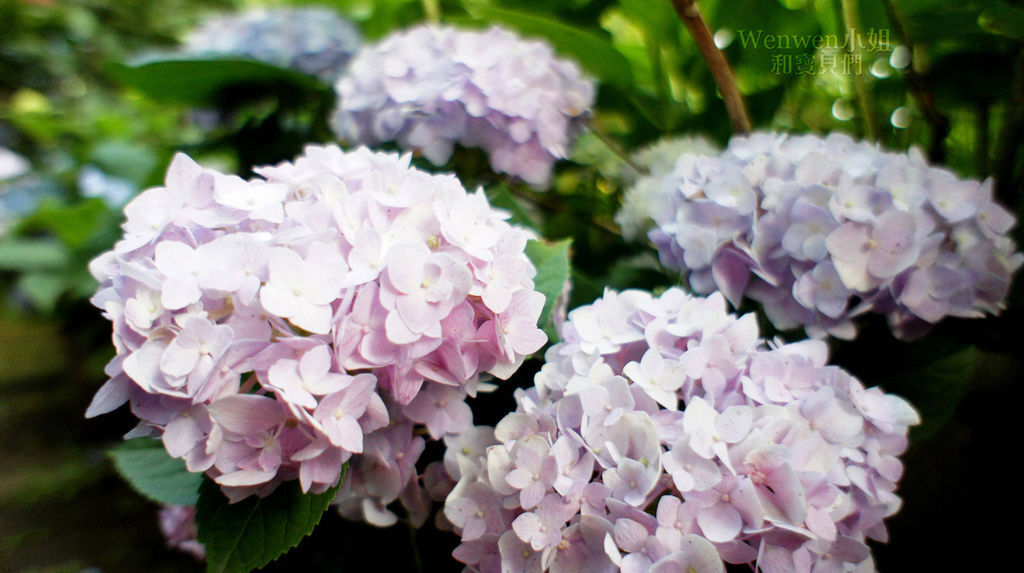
459,2 -> 634,88
108,438 -> 203,506
107,57 -> 328,107
525,238 -> 572,339
196,475 -> 341,573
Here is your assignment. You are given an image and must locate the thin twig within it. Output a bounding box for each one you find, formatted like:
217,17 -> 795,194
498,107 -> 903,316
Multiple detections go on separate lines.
669,0 -> 752,134
882,0 -> 949,162
586,119 -> 647,175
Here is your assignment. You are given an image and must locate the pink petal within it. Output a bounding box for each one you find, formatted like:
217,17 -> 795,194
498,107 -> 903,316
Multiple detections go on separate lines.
208,394 -> 286,434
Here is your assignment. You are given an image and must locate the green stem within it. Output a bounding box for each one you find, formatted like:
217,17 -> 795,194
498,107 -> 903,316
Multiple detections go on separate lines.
881,0 -> 949,163
647,34 -> 673,131
587,120 -> 647,176
976,102 -> 990,177
669,0 -> 752,134
407,519 -> 423,572
993,48 -> 1024,207
422,0 -> 440,23
840,0 -> 877,141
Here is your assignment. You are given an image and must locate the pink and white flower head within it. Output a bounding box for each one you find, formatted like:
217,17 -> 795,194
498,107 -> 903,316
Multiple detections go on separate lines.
636,132 -> 1023,339
86,145 -> 547,518
330,25 -> 595,189
443,288 -> 919,572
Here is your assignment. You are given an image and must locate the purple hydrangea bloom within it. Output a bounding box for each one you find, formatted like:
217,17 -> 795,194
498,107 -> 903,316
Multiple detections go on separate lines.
181,7 -> 361,81
86,145 -> 547,518
158,505 -> 204,560
331,25 -> 595,189
442,288 -> 918,572
633,132 -> 1023,339
615,136 -> 719,242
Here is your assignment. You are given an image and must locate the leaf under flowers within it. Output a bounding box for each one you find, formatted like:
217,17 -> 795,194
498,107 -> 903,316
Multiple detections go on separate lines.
108,437 -> 203,506
195,471 -> 342,573
525,237 -> 572,339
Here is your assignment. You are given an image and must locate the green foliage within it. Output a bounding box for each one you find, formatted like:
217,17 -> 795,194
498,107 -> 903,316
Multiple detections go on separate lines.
109,57 -> 329,107
978,3 -> 1024,41
461,1 -> 634,89
0,238 -> 71,272
195,475 -> 342,573
525,238 -> 573,339
108,438 -> 204,506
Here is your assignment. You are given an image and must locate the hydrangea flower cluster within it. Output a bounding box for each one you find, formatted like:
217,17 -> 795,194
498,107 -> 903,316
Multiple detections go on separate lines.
330,25 -> 595,189
615,136 -> 718,242
639,132 -> 1022,339
443,288 -> 919,572
86,145 -> 547,509
159,505 -> 204,561
181,7 -> 362,81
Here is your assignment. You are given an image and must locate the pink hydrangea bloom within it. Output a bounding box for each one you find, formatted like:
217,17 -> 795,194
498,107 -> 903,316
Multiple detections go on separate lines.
632,132 -> 1023,339
443,288 -> 919,572
331,25 -> 595,189
86,145 -> 547,517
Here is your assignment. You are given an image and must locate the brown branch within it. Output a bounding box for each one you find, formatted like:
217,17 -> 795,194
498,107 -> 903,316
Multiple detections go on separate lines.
670,0 -> 752,134
882,0 -> 949,163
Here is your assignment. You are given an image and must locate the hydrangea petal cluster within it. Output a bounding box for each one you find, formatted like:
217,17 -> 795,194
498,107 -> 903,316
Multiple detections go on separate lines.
330,25 -> 595,189
86,145 -> 547,512
181,7 -> 361,81
443,288 -> 919,572
615,136 -> 719,242
637,132 -> 1023,339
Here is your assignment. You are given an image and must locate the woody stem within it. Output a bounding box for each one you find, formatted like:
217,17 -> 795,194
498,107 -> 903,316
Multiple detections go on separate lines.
670,0 -> 752,134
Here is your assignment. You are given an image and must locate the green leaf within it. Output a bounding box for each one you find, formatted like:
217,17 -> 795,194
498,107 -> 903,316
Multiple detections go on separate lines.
108,438 -> 203,506
617,0 -> 678,39
459,2 -> 633,88
90,140 -> 159,184
881,345 -> 978,443
979,4 -> 1024,41
15,272 -> 67,313
525,238 -> 572,339
0,238 -> 71,271
196,474 -> 342,573
20,199 -> 110,250
488,185 -> 539,231
107,57 -> 328,107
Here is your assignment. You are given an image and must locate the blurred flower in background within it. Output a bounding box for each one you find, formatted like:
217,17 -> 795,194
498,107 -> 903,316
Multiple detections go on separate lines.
180,6 -> 362,82
331,25 -> 595,189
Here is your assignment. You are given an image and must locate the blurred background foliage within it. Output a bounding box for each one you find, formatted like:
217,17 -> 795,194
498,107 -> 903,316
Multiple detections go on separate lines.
0,0 -> 1021,571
